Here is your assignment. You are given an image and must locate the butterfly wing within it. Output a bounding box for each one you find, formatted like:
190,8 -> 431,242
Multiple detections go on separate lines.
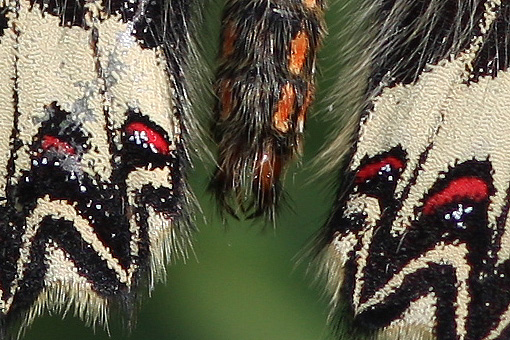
0,0 -> 198,335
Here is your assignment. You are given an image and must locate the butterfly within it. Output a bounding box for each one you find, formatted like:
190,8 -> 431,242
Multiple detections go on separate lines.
0,0 -> 325,338
1,0 -> 509,340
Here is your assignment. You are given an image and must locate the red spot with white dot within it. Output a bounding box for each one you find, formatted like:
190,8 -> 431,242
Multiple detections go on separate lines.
423,177 -> 489,215
355,156 -> 404,184
41,135 -> 76,155
125,122 -> 170,155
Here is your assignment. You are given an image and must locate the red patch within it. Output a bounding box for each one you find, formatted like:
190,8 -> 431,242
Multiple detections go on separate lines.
125,122 -> 170,155
423,177 -> 489,215
355,156 -> 404,184
41,135 -> 76,155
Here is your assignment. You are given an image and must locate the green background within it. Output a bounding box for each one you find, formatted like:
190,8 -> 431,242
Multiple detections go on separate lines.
23,1 -> 348,339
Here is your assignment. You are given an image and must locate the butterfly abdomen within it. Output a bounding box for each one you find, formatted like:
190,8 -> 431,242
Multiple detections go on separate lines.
211,0 -> 325,218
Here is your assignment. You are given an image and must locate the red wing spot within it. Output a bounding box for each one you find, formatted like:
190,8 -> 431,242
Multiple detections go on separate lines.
423,177 -> 489,215
289,31 -> 309,75
125,122 -> 170,155
41,135 -> 76,155
273,83 -> 296,133
355,156 -> 404,184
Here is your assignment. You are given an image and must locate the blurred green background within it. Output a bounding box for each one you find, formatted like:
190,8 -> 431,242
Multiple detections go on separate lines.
23,1 -> 348,339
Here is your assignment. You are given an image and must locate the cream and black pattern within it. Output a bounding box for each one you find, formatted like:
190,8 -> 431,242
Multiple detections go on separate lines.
322,0 -> 510,339
0,0 -> 196,337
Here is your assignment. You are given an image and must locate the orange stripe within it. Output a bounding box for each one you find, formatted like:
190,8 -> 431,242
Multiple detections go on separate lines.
219,79 -> 234,120
273,83 -> 296,133
302,0 -> 317,9
289,31 -> 309,75
222,22 -> 237,58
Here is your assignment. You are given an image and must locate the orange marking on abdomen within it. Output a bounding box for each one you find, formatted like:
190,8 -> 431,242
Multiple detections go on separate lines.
254,148 -> 282,198
289,31 -> 309,75
273,83 -> 296,133
222,22 -> 237,58
302,0 -> 317,8
219,79 -> 234,120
